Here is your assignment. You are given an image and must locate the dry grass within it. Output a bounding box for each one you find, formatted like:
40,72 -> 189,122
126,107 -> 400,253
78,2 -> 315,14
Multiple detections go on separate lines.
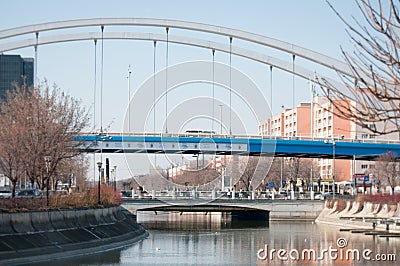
0,185 -> 122,212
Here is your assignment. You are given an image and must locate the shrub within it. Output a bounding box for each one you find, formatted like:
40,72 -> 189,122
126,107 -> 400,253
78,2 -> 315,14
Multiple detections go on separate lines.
0,186 -> 122,212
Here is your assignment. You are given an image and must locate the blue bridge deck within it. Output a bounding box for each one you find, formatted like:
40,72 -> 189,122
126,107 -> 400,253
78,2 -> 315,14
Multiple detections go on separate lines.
74,133 -> 400,160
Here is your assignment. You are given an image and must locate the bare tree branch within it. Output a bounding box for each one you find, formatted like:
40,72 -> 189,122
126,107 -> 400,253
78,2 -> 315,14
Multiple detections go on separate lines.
320,0 -> 400,137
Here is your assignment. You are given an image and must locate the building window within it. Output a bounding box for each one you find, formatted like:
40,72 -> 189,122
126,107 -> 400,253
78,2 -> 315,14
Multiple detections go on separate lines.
361,134 -> 368,139
361,164 -> 368,169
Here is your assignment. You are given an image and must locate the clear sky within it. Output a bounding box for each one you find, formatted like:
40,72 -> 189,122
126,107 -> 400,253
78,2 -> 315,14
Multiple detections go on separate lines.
0,0 -> 363,178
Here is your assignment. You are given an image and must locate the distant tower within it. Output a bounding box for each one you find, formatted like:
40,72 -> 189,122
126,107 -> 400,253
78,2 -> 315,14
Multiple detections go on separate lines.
0,54 -> 34,100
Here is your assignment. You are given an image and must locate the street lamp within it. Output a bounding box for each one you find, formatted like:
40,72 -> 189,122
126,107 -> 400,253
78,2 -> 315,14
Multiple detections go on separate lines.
192,154 -> 199,169
44,156 -> 52,206
113,165 -> 117,192
97,161 -> 102,204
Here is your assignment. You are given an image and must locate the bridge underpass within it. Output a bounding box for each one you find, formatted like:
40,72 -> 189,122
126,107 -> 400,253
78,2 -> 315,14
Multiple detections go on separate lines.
122,198 -> 324,221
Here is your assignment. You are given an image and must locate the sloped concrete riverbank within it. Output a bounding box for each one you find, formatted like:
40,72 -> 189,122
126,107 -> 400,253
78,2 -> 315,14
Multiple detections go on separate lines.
315,200 -> 400,233
0,206 -> 148,265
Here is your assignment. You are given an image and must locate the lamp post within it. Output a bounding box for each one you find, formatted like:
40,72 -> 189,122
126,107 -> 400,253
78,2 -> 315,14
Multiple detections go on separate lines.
111,168 -> 115,190
113,165 -> 117,192
193,154 -> 199,169
280,157 -> 283,190
97,161 -> 102,204
44,156 -> 52,206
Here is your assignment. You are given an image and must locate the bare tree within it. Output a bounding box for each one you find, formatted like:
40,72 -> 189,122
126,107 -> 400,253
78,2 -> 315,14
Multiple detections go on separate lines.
319,0 -> 400,137
375,151 -> 400,193
237,156 -> 271,191
0,111 -> 26,196
0,82 -> 90,194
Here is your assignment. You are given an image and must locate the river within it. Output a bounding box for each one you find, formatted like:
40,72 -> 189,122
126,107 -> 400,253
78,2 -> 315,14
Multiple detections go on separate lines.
34,211 -> 399,265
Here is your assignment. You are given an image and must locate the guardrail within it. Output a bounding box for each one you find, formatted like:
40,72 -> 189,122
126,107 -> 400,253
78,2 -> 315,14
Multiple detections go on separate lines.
121,190 -> 327,201
79,132 -> 400,145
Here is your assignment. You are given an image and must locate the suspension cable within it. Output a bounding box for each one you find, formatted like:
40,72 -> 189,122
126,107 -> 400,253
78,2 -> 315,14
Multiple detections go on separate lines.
153,40 -> 157,166
100,25 -> 104,133
165,27 -> 169,134
93,39 -> 97,131
229,37 -> 232,136
128,66 -> 132,132
34,32 -> 39,88
270,65 -> 273,125
100,25 -> 104,163
212,49 -> 215,134
292,54 -> 295,110
153,40 -> 157,133
93,38 -> 97,187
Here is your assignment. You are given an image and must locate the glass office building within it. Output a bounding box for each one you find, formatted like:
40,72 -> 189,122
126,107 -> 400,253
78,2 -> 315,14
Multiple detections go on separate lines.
0,54 -> 34,100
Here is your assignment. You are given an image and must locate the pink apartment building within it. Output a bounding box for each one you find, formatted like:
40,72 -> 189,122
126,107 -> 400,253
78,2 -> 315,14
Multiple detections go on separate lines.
258,97 -> 357,182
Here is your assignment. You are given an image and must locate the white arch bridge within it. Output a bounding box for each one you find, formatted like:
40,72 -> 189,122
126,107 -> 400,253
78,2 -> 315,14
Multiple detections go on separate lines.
0,17 -> 353,90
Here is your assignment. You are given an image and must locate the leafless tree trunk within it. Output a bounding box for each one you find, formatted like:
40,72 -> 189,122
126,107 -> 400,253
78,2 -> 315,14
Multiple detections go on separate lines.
375,151 -> 400,193
319,0 -> 400,137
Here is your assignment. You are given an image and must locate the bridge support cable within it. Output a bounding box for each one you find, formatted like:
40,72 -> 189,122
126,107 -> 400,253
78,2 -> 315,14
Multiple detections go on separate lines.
93,38 -> 98,187
34,32 -> 38,88
153,40 -> 157,166
165,27 -> 169,134
100,25 -> 104,163
292,54 -> 295,111
153,40 -> 157,133
128,66 -> 132,132
270,65 -> 273,128
212,49 -> 215,134
229,37 -> 232,136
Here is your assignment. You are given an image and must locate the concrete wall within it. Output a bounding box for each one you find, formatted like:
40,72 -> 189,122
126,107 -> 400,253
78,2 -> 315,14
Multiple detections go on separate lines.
269,201 -> 323,221
0,206 -> 149,265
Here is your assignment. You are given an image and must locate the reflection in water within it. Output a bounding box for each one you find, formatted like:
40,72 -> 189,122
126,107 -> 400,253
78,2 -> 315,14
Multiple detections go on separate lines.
137,211 -> 269,230
32,211 -> 399,265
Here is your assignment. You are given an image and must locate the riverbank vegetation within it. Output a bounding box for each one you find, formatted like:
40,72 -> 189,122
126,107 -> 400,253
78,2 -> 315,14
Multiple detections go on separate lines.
0,185 -> 122,212
0,81 -> 90,198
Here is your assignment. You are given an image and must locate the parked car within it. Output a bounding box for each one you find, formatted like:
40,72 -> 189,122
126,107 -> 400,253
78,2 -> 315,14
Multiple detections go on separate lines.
0,187 -> 11,198
15,189 -> 43,198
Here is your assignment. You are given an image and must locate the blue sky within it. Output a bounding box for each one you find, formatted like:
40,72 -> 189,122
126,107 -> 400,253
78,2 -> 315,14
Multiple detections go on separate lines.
0,0 -> 363,176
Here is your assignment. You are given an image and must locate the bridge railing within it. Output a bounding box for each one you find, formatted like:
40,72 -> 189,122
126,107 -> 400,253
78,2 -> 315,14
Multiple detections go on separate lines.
122,189 -> 294,201
79,131 -> 400,144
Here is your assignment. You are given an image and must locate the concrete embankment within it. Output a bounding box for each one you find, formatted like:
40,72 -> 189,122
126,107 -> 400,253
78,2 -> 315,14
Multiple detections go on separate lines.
315,200 -> 400,233
0,206 -> 148,265
269,200 -> 324,221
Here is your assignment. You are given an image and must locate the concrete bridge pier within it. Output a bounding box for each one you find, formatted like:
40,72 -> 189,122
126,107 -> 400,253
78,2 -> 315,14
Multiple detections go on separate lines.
191,189 -> 196,199
211,189 -> 216,200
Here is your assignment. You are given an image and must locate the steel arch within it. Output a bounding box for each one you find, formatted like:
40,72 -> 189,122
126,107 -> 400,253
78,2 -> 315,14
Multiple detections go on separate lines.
0,18 -> 353,77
